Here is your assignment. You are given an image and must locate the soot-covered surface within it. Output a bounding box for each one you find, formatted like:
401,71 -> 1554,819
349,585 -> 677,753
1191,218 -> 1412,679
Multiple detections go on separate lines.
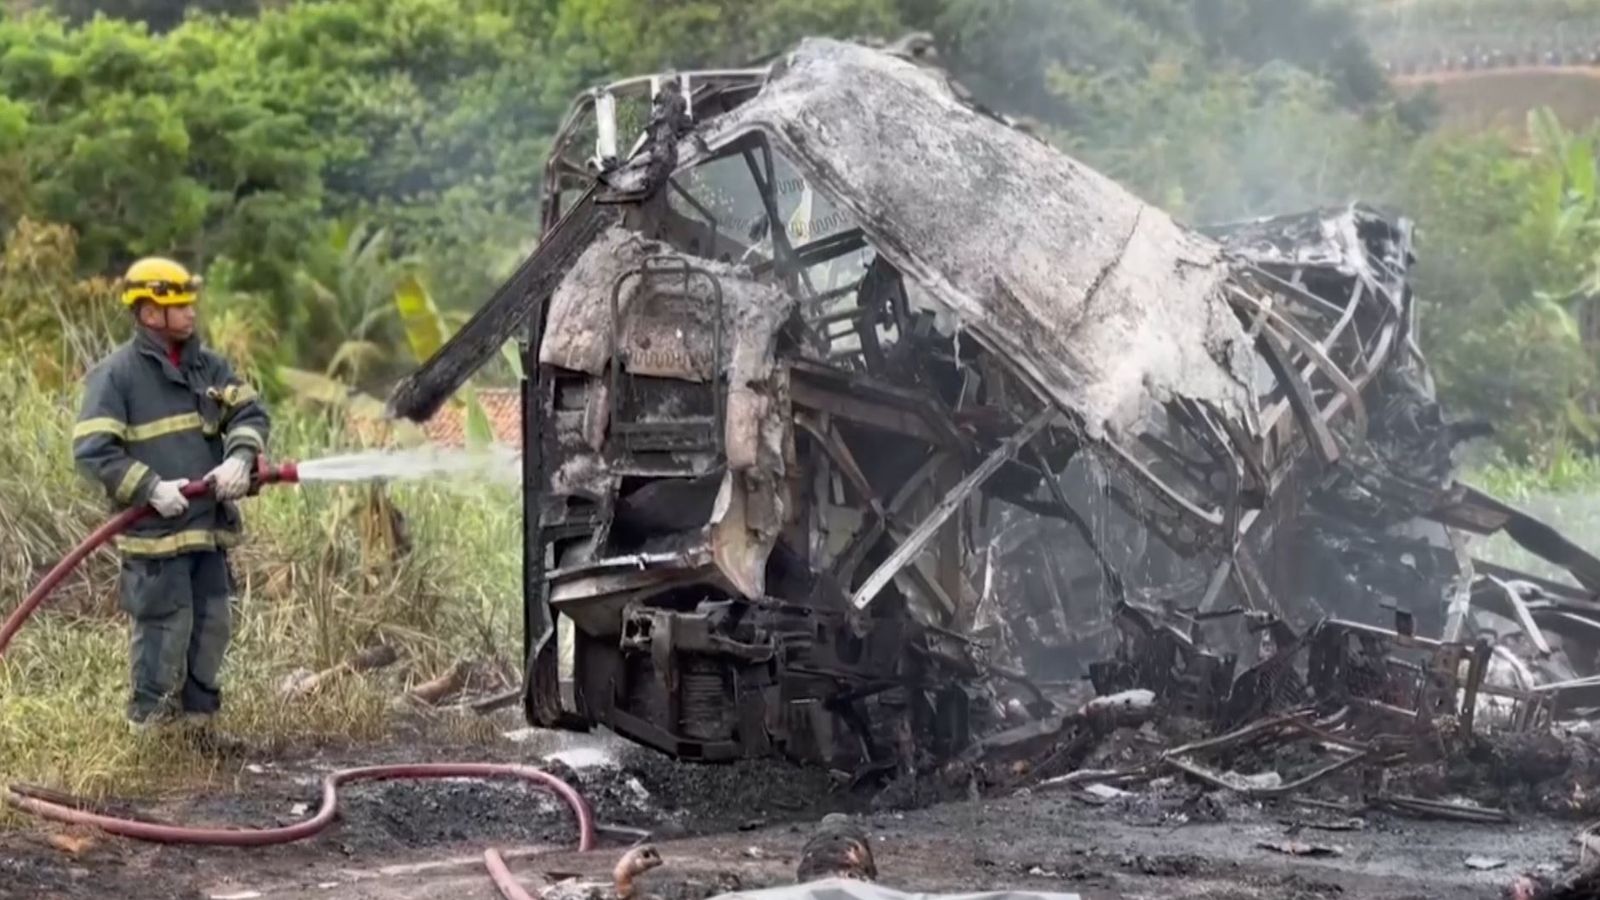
335,780 -> 568,853
0,726 -> 1585,900
663,37 -> 1257,439
598,744 -> 861,835
173,728 -> 855,852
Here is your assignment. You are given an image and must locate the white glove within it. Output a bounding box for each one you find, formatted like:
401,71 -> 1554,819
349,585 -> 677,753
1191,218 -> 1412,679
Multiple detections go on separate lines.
149,479 -> 190,518
208,455 -> 252,501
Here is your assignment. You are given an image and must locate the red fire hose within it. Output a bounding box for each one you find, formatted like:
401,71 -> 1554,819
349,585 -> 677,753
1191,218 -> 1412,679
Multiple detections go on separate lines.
0,460 -> 594,899
4,765 -> 594,848
0,480 -> 210,658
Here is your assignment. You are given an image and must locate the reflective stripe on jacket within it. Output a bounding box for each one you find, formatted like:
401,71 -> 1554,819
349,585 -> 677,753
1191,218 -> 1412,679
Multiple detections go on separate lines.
73,328 -> 271,558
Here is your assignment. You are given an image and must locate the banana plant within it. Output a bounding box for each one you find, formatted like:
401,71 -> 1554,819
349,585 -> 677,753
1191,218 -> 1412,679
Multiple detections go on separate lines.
393,272 -> 447,362
392,271 -> 508,450
1521,107 -> 1600,449
276,365 -> 427,447
295,222 -> 416,387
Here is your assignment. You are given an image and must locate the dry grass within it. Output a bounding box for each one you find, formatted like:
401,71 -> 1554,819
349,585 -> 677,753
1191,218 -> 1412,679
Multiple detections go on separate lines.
1396,67 -> 1600,134
0,361 -> 522,817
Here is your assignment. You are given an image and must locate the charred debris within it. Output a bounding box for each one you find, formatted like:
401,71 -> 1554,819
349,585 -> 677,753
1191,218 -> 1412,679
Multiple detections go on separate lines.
387,37 -> 1600,821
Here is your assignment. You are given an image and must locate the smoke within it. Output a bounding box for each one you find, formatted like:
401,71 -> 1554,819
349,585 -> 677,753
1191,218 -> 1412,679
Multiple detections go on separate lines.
916,0 -> 1412,225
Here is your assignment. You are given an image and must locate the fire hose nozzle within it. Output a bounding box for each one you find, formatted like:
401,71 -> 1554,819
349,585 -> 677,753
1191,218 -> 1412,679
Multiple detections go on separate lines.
249,457 -> 299,494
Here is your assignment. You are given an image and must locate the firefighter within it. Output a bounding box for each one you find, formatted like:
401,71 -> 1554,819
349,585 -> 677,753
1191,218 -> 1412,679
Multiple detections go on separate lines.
71,257 -> 270,749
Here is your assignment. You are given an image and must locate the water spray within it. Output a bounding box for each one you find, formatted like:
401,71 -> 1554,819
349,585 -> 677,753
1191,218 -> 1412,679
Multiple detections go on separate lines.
0,453 -> 592,900
0,448 -> 523,656
292,445 -> 521,485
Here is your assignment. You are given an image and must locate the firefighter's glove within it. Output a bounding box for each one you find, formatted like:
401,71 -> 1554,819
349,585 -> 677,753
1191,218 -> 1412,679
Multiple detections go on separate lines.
150,479 -> 190,518
207,455 -> 251,501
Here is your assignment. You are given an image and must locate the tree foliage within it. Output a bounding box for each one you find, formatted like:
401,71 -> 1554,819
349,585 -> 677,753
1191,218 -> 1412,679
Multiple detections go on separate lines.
0,14 -> 324,287
0,0 -> 1594,462
49,0 -> 260,32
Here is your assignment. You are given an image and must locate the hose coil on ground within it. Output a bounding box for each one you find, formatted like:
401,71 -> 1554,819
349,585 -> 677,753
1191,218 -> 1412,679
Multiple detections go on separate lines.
1,476 -> 595,900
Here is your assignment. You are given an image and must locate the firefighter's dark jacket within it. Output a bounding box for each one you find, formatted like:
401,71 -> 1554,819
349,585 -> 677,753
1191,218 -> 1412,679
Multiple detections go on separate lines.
72,328 -> 271,558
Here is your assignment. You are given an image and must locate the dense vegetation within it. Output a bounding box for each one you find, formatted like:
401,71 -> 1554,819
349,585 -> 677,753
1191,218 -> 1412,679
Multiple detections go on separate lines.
1,0 -> 1599,798
0,356 -> 517,798
1,0 -> 1594,460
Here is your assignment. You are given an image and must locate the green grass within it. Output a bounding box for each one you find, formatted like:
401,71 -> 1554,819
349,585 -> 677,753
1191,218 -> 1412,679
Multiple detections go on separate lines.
1467,445 -> 1600,499
4,351 -> 1597,817
1465,447 -> 1600,582
0,361 -> 520,813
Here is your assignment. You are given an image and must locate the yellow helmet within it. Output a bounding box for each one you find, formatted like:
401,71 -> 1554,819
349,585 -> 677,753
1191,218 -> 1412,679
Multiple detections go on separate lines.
120,257 -> 203,307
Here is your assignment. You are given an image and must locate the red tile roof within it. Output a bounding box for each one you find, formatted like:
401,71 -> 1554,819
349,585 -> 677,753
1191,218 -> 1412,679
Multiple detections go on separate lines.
421,387 -> 523,449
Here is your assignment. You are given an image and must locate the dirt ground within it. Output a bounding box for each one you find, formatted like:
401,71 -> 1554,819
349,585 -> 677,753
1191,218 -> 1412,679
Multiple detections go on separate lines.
1392,65 -> 1600,133
0,725 -> 1579,900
